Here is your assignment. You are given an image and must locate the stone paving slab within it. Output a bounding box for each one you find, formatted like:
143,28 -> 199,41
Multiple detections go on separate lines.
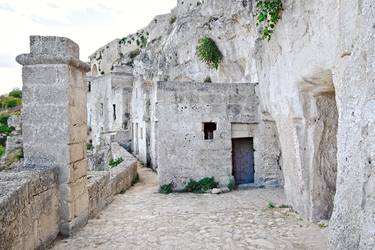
53,167 -> 327,250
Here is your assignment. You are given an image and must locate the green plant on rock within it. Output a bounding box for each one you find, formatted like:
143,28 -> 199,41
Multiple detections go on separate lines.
196,36 -> 222,70
0,145 -> 4,157
256,0 -> 283,41
0,124 -> 13,135
227,177 -> 235,191
169,16 -> 177,24
159,183 -> 173,194
0,112 -> 10,125
109,157 -> 124,168
129,48 -> 141,59
185,177 -> 218,193
204,76 -> 212,83
268,201 -> 276,209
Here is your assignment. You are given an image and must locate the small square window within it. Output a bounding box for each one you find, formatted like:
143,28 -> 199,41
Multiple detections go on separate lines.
204,122 -> 217,140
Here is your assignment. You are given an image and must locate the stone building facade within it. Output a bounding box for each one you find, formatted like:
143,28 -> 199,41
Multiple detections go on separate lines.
155,81 -> 283,189
87,66 -> 133,151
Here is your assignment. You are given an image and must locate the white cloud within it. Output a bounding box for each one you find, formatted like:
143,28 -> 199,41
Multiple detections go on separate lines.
0,0 -> 176,94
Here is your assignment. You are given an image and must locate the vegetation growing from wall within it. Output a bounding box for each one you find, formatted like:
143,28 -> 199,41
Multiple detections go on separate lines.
0,145 -> 4,157
196,36 -> 222,70
184,177 -> 218,193
109,157 -> 124,168
169,16 -> 177,25
256,0 -> 283,41
119,29 -> 149,49
159,183 -> 173,194
204,76 -> 212,83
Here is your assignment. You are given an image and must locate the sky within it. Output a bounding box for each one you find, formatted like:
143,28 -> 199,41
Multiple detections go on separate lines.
0,0 -> 176,95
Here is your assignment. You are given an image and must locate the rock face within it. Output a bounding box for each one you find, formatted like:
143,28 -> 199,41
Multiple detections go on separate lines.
134,0 -> 258,84
253,0 -> 375,248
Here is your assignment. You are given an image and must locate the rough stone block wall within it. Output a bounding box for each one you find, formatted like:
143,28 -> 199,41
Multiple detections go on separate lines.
87,143 -> 138,219
0,167 -> 59,250
156,81 -> 259,189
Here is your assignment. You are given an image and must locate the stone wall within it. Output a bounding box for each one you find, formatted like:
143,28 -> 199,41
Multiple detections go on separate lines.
156,81 -> 283,189
0,167 -> 59,250
88,143 -> 138,218
131,77 -> 152,165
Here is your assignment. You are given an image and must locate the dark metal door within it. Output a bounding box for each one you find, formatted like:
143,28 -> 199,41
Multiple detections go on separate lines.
232,138 -> 254,184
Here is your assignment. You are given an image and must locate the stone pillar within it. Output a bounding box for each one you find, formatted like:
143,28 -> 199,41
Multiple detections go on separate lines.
16,36 -> 91,235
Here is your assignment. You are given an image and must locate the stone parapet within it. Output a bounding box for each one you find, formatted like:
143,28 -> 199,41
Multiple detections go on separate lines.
0,167 -> 59,250
88,143 -> 138,219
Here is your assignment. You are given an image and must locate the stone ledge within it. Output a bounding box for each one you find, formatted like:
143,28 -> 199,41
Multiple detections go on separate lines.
16,54 -> 90,72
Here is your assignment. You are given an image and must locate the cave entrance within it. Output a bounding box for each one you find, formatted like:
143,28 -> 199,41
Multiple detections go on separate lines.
301,70 -> 338,221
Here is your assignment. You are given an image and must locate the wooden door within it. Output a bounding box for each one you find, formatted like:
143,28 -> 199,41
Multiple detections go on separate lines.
232,138 -> 254,184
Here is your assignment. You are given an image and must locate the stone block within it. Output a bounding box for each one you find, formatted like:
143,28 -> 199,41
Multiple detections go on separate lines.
73,159 -> 88,180
69,142 -> 85,163
30,36 -> 79,58
22,64 -> 69,86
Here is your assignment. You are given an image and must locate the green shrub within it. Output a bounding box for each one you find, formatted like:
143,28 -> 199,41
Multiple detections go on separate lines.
0,96 -> 21,109
8,89 -> 22,99
109,157 -> 124,168
256,0 -> 283,41
0,124 -> 13,135
196,36 -> 222,70
185,177 -> 218,193
86,143 -> 93,151
129,49 -> 141,59
169,16 -> 177,24
268,201 -> 276,209
227,177 -> 235,191
204,76 -> 212,83
0,145 -> 4,157
0,112 -> 10,125
139,36 -> 148,48
159,183 -> 173,194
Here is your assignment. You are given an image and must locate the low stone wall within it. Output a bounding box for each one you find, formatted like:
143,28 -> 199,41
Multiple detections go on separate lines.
0,167 -> 59,250
0,144 -> 138,249
88,143 -> 138,218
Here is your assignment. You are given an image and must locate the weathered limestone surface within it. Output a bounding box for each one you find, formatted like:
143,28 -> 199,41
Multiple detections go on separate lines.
253,0 -> 375,248
16,36 -> 90,236
131,76 -> 152,165
156,81 -> 282,189
0,167 -> 59,250
87,142 -> 138,218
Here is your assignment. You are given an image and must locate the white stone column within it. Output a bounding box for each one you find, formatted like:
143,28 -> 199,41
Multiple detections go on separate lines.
16,36 -> 90,235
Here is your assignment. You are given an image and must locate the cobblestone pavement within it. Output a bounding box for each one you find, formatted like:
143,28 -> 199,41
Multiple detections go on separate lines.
53,167 -> 327,250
